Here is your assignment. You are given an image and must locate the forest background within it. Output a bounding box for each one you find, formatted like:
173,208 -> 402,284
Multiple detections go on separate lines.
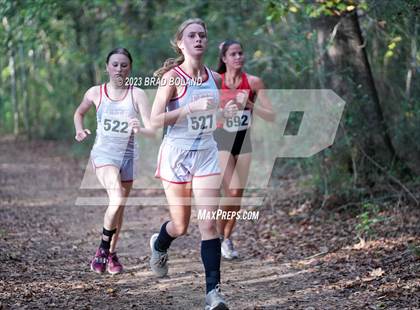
1,0 -> 419,308
1,0 -> 419,221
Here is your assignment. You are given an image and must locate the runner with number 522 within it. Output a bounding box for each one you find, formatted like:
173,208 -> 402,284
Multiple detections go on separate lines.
73,47 -> 155,276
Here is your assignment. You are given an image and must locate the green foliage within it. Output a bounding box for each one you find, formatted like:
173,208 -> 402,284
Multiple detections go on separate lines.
266,0 -> 367,22
355,203 -> 388,239
0,0 -> 419,203
408,243 -> 420,258
0,228 -> 7,238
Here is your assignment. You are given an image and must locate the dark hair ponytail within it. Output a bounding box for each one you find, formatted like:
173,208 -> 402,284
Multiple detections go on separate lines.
106,47 -> 133,65
216,39 -> 242,74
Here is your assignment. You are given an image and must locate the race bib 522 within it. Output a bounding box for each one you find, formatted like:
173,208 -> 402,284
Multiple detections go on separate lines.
101,113 -> 131,138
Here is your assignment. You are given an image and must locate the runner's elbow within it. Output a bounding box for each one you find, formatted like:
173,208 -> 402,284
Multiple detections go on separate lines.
150,116 -> 164,128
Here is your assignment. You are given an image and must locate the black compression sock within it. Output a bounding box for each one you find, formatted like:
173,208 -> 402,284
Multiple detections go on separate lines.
155,221 -> 176,252
100,227 -> 116,251
201,238 -> 221,294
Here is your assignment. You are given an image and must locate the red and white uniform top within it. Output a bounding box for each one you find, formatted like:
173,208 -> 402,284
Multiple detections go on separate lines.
217,72 -> 255,131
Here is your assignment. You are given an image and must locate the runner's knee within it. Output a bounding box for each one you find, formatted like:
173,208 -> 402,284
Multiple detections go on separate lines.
105,202 -> 124,219
198,221 -> 218,236
227,188 -> 242,198
109,196 -> 126,207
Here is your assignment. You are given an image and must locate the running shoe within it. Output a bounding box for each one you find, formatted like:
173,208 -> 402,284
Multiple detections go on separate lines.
108,252 -> 123,275
149,233 -> 169,277
205,285 -> 229,310
221,239 -> 238,260
90,247 -> 108,274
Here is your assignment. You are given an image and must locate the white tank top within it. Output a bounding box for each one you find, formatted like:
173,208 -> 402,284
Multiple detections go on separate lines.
91,84 -> 139,160
164,66 -> 219,150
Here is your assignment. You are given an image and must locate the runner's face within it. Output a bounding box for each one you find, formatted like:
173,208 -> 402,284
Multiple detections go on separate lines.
106,54 -> 131,85
178,23 -> 207,57
223,44 -> 244,70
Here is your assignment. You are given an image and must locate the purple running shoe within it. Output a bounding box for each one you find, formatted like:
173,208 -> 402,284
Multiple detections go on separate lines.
90,248 -> 108,274
107,252 -> 123,275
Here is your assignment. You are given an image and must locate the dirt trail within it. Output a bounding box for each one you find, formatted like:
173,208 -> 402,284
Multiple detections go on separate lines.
0,137 -> 419,309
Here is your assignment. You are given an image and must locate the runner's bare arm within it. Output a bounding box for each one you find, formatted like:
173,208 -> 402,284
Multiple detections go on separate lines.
212,71 -> 222,89
211,71 -> 237,120
74,86 -> 98,141
249,76 -> 275,122
133,87 -> 156,138
150,71 -> 189,128
150,71 -> 211,127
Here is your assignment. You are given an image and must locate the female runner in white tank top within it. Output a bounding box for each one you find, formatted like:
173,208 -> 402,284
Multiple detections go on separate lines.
74,48 -> 154,275
149,19 -> 236,310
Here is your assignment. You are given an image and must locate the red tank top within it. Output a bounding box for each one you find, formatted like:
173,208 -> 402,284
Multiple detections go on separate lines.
220,72 -> 255,107
218,72 -> 255,128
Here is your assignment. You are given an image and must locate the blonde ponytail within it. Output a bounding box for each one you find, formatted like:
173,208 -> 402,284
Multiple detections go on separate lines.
154,56 -> 184,78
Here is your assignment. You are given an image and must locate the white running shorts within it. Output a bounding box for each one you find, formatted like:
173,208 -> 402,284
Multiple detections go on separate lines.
155,141 -> 220,184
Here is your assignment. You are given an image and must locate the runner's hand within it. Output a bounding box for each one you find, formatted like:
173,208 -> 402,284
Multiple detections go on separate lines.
223,100 -> 238,118
236,91 -> 247,109
129,118 -> 140,134
189,96 -> 215,112
75,129 -> 91,142
244,99 -> 255,110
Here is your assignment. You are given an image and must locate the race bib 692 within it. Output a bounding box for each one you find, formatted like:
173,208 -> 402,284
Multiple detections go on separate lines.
223,110 -> 251,132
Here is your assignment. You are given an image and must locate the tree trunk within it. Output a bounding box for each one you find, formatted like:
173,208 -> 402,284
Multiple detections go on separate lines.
19,43 -> 30,138
312,11 -> 398,164
315,23 -> 327,89
0,52 -> 3,126
345,11 -> 398,161
87,27 -> 100,85
405,14 -> 417,100
9,46 -> 19,136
